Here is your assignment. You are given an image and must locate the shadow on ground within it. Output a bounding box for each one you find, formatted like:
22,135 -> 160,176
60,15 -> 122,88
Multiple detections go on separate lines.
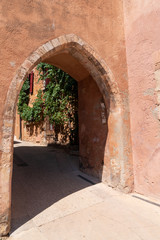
11,144 -> 100,233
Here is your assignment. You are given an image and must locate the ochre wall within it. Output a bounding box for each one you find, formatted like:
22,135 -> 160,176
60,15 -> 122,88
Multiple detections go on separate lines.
0,0 -> 128,146
78,76 -> 108,178
1,0 -> 160,235
123,0 -> 160,198
0,0 -> 134,236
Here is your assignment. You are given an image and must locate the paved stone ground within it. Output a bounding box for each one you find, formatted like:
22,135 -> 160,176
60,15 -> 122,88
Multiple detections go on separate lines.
9,141 -> 160,240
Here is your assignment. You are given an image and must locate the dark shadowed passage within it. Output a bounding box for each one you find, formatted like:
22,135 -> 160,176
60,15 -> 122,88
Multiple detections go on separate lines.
11,141 -> 100,233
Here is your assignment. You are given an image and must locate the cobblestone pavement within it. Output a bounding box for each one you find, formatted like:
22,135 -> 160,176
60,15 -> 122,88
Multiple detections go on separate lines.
9,141 -> 160,240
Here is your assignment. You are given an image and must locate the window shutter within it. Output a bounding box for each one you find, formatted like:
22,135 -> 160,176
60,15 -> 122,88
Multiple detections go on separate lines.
29,71 -> 34,94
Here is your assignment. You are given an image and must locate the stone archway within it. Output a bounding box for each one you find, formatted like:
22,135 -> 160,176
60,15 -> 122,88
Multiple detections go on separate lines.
0,34 -> 133,236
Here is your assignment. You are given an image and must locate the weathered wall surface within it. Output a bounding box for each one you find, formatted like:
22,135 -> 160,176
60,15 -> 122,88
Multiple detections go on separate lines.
78,76 -> 108,178
0,0 -> 133,236
123,0 -> 160,198
0,0 -> 128,145
0,0 -> 132,184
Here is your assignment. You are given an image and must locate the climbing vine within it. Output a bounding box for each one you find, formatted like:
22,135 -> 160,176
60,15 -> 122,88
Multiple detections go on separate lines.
17,80 -> 44,123
17,77 -> 30,115
17,63 -> 78,145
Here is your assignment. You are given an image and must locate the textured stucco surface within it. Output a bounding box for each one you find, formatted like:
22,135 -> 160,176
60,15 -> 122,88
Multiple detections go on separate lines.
0,0 -> 127,142
0,0 -> 134,236
78,76 -> 108,177
123,0 -> 160,198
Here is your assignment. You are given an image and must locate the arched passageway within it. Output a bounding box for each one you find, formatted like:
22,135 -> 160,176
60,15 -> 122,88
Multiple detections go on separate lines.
0,34 -> 133,236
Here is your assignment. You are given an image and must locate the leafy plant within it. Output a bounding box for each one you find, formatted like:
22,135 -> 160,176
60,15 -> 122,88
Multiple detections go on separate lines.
17,77 -> 30,114
17,63 -> 79,145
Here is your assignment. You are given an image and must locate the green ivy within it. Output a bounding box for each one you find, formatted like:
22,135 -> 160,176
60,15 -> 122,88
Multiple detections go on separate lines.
17,77 -> 30,114
17,81 -> 44,123
17,63 -> 78,145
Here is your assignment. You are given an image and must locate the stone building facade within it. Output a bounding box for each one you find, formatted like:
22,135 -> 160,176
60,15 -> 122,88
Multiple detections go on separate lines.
0,0 -> 160,236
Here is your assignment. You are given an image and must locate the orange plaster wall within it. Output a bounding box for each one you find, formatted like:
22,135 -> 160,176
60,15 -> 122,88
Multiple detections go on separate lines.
123,0 -> 160,198
0,0 -> 128,145
78,76 -> 108,178
0,1 -> 135,235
